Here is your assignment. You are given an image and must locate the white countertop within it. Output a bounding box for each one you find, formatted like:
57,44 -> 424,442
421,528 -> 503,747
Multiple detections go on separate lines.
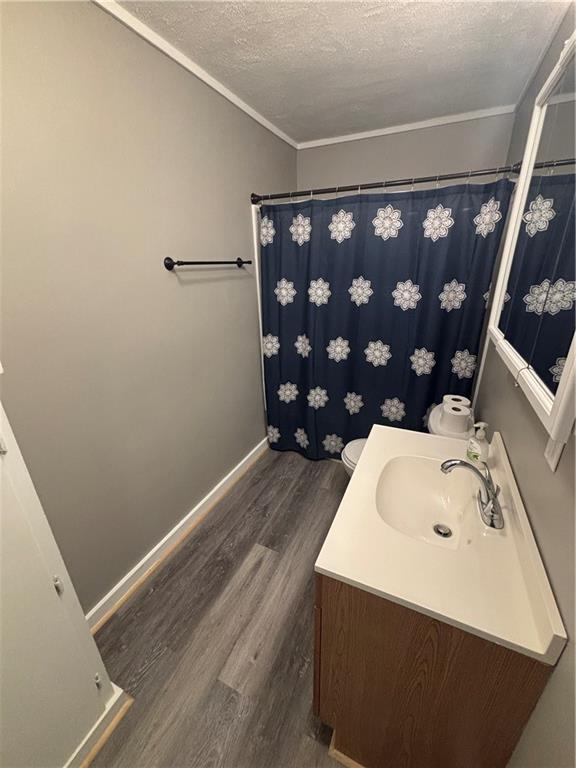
315,425 -> 567,665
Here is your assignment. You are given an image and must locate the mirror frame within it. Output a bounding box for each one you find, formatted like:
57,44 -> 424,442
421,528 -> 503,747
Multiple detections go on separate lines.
485,31 -> 576,465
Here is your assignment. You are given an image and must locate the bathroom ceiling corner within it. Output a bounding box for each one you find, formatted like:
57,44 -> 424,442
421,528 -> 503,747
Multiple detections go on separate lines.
109,1 -> 569,146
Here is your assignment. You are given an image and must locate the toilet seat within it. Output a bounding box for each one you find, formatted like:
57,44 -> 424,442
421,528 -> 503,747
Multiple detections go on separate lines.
341,438 -> 367,471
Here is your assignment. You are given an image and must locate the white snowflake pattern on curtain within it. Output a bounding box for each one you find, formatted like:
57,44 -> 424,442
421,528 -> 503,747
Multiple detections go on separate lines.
294,334 -> 312,357
523,278 -> 575,315
522,195 -> 556,237
308,278 -> 331,306
410,348 -> 436,376
348,276 -> 373,306
547,279 -> 576,315
392,280 -> 422,310
344,392 -> 364,414
322,434 -> 344,454
451,350 -> 476,379
267,426 -> 280,444
473,198 -> 502,237
372,205 -> 403,240
274,278 -> 296,305
439,280 -> 467,312
364,341 -> 392,367
307,387 -> 329,409
260,215 -> 276,246
381,398 -> 406,422
326,337 -> 350,362
422,204 -> 455,241
290,213 -> 312,246
262,334 -> 280,357
328,210 -> 355,243
294,428 -> 309,448
277,382 -> 299,403
549,358 -> 566,383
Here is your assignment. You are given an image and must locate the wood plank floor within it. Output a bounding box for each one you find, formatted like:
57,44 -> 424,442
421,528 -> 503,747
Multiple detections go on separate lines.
94,448 -> 349,768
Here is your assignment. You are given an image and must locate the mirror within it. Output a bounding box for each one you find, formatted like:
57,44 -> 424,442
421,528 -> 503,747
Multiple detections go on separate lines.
498,60 -> 575,393
488,34 -> 575,462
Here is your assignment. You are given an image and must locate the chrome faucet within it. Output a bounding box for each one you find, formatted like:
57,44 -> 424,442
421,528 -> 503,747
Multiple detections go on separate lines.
440,459 -> 504,529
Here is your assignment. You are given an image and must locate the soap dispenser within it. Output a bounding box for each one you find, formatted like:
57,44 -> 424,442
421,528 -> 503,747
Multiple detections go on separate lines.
467,422 -> 489,463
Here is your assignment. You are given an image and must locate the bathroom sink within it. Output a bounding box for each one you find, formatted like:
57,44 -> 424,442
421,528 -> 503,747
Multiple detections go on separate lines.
315,425 -> 567,665
375,455 -> 476,549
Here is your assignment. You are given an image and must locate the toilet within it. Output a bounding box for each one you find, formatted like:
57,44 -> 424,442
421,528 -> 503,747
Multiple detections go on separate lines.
341,438 -> 367,477
342,393 -> 474,475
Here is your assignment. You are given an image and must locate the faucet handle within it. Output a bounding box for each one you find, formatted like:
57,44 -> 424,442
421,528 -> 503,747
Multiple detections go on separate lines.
482,497 -> 495,516
481,462 -> 498,491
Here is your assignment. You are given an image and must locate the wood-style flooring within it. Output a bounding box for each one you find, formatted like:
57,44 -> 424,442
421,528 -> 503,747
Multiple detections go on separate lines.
94,448 -> 349,768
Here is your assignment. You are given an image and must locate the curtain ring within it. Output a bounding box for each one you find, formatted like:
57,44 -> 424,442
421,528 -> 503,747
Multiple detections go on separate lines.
435,174 -> 439,189
309,188 -> 314,202
549,160 -> 557,176
411,178 -> 415,192
466,170 -> 472,186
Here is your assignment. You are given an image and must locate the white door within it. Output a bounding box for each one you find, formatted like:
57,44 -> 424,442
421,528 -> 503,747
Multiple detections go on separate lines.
0,404 -> 123,767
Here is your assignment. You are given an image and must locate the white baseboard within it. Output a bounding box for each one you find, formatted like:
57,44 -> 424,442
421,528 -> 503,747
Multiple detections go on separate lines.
86,437 -> 268,632
65,684 -> 131,767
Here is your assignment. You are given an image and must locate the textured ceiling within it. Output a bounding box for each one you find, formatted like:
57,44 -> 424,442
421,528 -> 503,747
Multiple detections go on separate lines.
120,1 -> 570,143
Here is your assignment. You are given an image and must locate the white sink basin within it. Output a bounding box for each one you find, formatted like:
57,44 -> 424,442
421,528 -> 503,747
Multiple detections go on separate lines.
375,455 -> 476,549
315,425 -> 566,665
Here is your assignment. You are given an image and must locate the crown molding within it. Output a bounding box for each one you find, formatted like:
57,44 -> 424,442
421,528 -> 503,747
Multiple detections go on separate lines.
92,1 -> 517,153
296,105 -> 517,150
548,91 -> 576,106
91,0 -> 298,148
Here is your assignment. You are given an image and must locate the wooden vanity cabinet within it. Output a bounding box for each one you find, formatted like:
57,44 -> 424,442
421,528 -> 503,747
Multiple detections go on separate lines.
314,574 -> 553,768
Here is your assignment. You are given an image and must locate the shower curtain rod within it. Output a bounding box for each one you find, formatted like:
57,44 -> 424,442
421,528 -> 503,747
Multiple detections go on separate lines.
250,157 -> 575,204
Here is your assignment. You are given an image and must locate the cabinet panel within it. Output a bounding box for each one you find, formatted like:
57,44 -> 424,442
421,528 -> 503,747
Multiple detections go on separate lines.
0,405 -> 118,767
1,473 -> 104,766
316,575 -> 552,768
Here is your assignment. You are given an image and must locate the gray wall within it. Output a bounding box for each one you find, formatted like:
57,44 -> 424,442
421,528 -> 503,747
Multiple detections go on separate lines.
476,9 -> 575,767
507,7 -> 575,165
297,113 -> 515,189
1,1 -> 296,612
477,348 -> 575,768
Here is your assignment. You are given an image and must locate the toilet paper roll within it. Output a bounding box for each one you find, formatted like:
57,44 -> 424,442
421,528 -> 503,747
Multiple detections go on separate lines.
442,394 -> 471,408
440,402 -> 471,433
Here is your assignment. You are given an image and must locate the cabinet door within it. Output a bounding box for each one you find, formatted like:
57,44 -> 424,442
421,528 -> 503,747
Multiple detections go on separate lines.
0,406 -> 113,767
317,575 -> 551,768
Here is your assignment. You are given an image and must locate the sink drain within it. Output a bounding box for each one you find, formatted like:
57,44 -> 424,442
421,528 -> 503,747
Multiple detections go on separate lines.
433,523 -> 453,538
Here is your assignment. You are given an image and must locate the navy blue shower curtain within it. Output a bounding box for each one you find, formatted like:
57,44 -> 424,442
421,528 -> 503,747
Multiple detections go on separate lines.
499,173 -> 575,394
259,180 -> 513,459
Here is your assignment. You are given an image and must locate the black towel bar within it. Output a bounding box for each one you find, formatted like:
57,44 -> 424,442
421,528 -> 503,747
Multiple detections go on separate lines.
164,257 -> 251,271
